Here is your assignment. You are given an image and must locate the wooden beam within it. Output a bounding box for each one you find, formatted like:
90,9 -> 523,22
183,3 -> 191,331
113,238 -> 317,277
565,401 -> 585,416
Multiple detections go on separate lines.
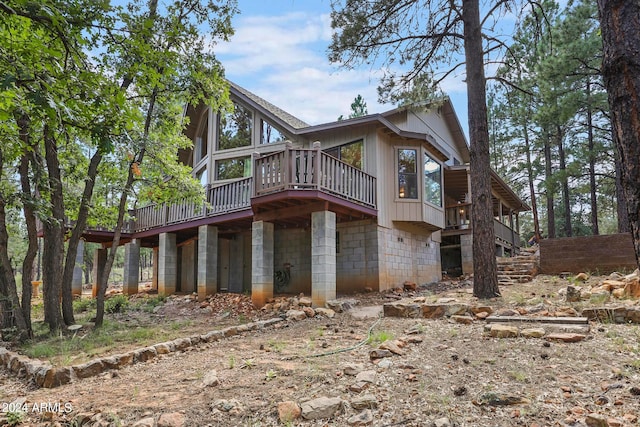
253,201 -> 329,222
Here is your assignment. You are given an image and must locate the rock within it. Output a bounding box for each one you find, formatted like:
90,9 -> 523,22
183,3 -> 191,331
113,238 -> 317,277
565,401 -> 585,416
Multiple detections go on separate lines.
566,285 -> 582,302
73,360 -> 105,379
545,333 -> 586,343
379,341 -> 404,355
471,306 -> 493,316
343,363 -> 364,376
489,324 -> 519,338
575,272 -> 589,281
422,304 -> 445,319
351,393 -> 378,410
369,349 -> 393,359
434,417 -> 452,427
302,306 -> 316,317
277,401 -> 301,423
521,328 -> 546,338
349,381 -> 370,393
213,399 -> 242,414
475,312 -> 489,320
203,370 -> 219,387
300,397 -> 344,420
347,409 -> 373,426
134,347 -> 157,363
584,413 -> 608,427
451,314 -> 473,324
133,417 -> 155,427
326,299 -> 357,313
383,302 -> 421,318
495,308 -> 520,317
157,412 -> 186,427
315,307 -> 335,318
285,309 -> 307,321
355,370 -> 376,383
624,279 -> 640,298
403,281 -> 417,291
298,297 -> 312,307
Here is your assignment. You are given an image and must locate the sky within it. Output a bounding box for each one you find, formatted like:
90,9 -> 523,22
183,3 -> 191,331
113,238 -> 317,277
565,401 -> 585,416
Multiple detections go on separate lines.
214,0 -> 471,134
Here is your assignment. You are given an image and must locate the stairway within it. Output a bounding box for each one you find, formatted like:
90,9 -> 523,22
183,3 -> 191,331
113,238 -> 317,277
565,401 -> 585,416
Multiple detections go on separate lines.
497,253 -> 539,285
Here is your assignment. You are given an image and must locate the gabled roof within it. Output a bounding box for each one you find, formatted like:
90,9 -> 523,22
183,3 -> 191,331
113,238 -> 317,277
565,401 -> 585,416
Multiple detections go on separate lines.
229,82 -> 310,131
227,83 -> 468,163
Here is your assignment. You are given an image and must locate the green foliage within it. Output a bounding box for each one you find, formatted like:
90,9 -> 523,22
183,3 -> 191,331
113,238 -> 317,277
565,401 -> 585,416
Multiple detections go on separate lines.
105,295 -> 129,314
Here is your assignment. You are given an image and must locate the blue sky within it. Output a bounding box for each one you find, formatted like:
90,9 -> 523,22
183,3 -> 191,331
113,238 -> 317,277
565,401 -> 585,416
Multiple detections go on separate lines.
215,0 -> 471,134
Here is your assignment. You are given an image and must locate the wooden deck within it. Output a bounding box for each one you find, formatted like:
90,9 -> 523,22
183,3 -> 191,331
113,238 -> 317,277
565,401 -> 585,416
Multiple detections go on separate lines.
443,205 -> 521,250
131,146 -> 377,234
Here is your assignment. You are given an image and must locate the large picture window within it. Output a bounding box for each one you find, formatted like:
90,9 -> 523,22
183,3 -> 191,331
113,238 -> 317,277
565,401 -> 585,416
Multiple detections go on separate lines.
261,120 -> 287,144
218,102 -> 252,150
398,149 -> 417,199
325,140 -> 363,170
216,156 -> 251,180
424,152 -> 442,206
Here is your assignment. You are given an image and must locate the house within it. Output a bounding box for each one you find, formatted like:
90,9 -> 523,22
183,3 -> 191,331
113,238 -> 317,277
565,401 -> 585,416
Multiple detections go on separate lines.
85,83 -> 529,307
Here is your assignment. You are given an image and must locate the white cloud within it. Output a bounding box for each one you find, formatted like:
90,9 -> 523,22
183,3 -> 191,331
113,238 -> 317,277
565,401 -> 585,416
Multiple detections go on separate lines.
217,12 -> 389,124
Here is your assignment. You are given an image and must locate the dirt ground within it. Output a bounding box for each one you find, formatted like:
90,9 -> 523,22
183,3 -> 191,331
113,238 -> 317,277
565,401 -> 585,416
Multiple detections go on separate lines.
1,275 -> 639,427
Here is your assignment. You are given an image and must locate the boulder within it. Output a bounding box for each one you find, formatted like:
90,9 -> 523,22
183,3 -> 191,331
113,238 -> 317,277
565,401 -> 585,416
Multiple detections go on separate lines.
300,397 -> 344,420
285,309 -> 307,321
203,370 -> 219,387
489,324 -> 519,338
521,328 -> 546,338
315,308 -> 335,318
383,302 -> 421,318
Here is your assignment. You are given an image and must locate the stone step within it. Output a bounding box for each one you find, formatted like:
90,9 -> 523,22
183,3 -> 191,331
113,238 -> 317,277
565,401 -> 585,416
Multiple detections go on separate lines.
498,275 -> 533,283
496,256 -> 538,264
486,315 -> 589,325
484,323 -> 590,335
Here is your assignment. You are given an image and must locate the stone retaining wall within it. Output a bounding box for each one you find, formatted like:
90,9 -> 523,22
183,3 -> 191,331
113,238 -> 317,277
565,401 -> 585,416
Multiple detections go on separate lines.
0,318 -> 283,389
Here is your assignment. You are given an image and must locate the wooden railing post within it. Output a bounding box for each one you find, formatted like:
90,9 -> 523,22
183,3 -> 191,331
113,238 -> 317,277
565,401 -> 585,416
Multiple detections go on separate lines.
252,151 -> 260,197
312,141 -> 321,190
284,141 -> 292,186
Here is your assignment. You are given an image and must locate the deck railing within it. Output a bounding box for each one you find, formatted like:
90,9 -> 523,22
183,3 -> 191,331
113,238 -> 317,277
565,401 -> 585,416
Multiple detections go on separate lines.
254,144 -> 377,208
444,204 -> 520,248
133,178 -> 252,232
132,146 -> 376,233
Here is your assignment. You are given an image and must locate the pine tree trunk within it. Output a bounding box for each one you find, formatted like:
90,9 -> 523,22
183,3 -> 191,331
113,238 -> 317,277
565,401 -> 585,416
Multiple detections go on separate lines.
543,132 -> 556,238
614,142 -> 630,232
557,126 -> 572,237
586,81 -> 599,235
598,0 -> 640,267
463,0 -> 499,299
523,120 -> 541,240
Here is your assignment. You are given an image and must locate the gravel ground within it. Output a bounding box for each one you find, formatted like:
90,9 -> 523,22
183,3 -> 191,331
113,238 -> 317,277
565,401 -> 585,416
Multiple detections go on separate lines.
1,276 -> 639,427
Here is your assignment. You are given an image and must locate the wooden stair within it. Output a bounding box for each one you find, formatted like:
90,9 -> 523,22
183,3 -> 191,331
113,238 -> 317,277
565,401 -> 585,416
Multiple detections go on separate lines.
497,254 -> 539,285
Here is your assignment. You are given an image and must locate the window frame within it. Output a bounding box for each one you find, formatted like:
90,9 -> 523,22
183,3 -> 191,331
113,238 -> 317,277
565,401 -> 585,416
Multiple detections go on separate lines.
423,151 -> 443,207
216,101 -> 254,151
396,147 -> 419,201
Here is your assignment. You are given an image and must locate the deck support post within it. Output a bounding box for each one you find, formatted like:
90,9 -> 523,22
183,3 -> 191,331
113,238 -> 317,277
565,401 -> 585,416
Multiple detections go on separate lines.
123,239 -> 140,295
311,210 -> 336,307
71,239 -> 84,296
152,247 -> 158,290
198,225 -> 218,301
158,232 -> 177,296
251,221 -> 274,308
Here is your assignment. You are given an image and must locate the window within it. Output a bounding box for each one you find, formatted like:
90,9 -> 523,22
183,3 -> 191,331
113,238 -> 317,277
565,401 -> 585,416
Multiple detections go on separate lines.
261,120 -> 287,144
216,156 -> 251,180
398,149 -> 418,199
424,152 -> 442,206
324,140 -> 363,169
195,115 -> 208,163
218,102 -> 252,150
196,167 -> 208,186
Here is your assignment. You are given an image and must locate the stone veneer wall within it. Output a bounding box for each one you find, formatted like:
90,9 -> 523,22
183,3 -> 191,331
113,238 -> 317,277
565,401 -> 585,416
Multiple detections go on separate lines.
377,226 -> 440,291
336,219 -> 379,293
